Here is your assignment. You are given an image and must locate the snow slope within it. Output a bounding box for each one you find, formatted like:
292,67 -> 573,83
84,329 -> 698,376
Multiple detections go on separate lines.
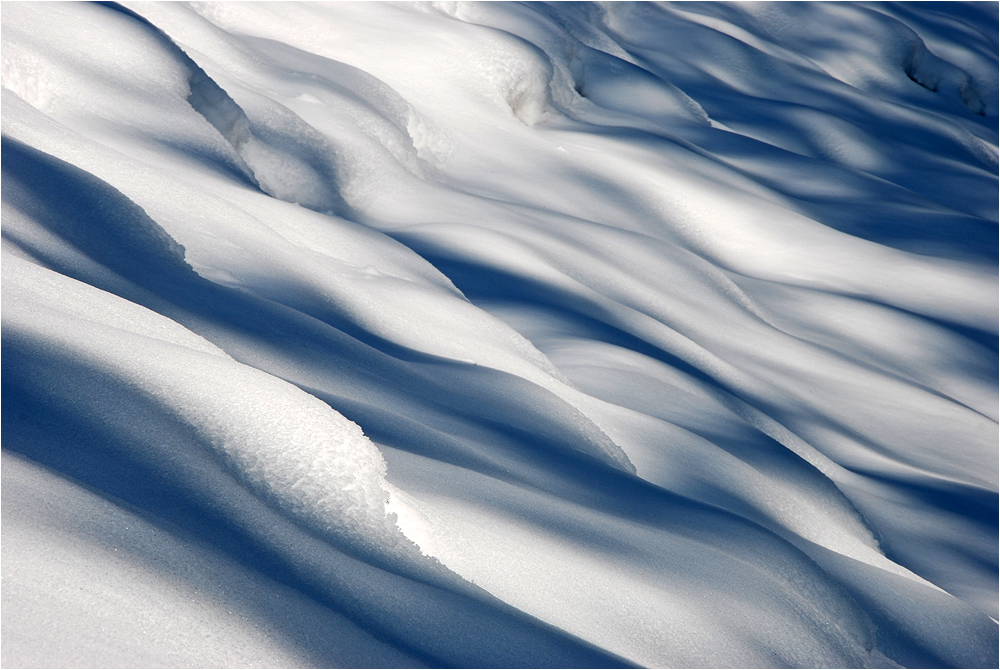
2,2 -> 997,667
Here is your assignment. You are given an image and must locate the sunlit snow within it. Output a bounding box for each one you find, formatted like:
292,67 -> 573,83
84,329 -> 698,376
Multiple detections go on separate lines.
2,2 -> 997,668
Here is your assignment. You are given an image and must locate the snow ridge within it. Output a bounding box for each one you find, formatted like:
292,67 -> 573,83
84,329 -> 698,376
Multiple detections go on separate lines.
2,2 -> 997,668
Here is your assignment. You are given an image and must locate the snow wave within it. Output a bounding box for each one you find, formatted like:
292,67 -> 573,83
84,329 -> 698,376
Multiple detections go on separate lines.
3,2 -> 997,668
1,140 -> 414,567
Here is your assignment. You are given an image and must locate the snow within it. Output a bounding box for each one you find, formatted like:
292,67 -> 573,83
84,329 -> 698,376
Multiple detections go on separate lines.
2,2 -> 997,668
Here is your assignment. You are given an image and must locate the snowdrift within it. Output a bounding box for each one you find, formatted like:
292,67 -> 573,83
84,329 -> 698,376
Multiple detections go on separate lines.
2,2 -> 997,667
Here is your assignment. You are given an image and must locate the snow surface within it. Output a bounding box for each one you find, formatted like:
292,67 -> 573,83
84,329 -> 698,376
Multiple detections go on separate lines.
1,2 -> 997,668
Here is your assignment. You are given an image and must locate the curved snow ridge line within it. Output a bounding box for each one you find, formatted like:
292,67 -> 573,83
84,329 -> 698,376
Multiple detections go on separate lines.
0,47 -> 57,113
389,224 -> 871,503
388,224 -> 949,584
185,66 -> 259,183
395,222 -> 837,466
91,4 -> 255,186
670,1 -> 989,117
183,46 -> 346,215
1,142 -> 421,568
7,263 -> 419,566
3,116 -> 633,551
903,38 -> 987,116
130,1 -> 457,192
436,1 -> 712,129
664,0 -> 988,119
100,2 -> 347,215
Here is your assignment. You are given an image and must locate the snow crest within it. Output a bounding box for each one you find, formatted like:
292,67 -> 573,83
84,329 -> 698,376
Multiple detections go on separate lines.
4,257 -> 413,569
